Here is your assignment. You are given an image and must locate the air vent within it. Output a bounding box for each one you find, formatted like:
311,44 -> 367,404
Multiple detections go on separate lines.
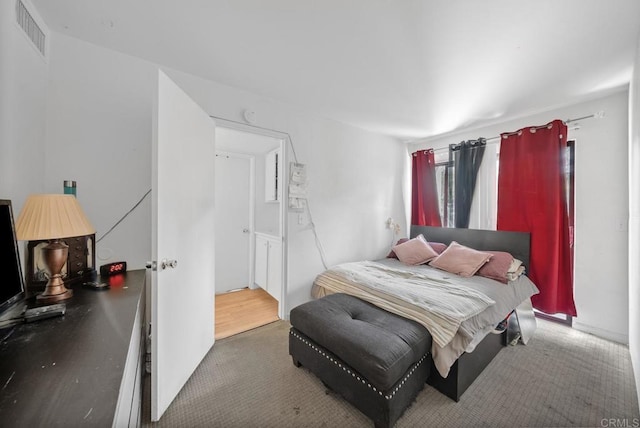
15,0 -> 46,57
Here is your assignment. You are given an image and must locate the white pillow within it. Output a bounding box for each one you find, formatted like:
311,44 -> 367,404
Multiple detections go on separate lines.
507,265 -> 526,281
508,258 -> 524,273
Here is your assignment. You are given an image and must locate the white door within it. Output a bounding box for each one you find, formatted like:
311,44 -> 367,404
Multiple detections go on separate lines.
151,70 -> 216,421
214,154 -> 251,293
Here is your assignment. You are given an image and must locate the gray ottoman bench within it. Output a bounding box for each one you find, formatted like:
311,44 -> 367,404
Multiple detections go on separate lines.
289,293 -> 432,428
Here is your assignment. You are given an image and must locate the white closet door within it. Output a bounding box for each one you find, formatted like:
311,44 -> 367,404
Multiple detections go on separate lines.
214,154 -> 251,293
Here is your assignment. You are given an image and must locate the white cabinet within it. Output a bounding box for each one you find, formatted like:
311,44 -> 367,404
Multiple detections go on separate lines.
255,236 -> 269,291
265,148 -> 280,202
255,232 -> 282,302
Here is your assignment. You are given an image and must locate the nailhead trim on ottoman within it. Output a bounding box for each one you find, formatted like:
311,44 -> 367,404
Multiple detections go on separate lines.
290,330 -> 428,400
289,294 -> 433,428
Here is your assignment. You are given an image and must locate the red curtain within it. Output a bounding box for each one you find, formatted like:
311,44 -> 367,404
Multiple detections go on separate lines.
411,149 -> 442,227
497,119 -> 576,316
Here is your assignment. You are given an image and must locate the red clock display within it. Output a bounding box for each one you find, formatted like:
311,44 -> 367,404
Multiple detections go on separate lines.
100,261 -> 127,277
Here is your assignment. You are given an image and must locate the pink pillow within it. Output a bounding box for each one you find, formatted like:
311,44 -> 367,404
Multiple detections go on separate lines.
392,235 -> 439,265
429,241 -> 493,277
429,242 -> 447,254
387,239 -> 446,258
476,251 -> 514,284
387,238 -> 409,258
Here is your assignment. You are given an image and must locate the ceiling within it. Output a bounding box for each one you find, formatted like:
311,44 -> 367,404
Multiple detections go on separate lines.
31,0 -> 640,140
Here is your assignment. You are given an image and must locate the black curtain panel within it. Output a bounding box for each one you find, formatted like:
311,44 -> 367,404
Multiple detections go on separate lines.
453,138 -> 486,228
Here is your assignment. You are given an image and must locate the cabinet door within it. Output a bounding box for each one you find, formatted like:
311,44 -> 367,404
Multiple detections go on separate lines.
266,239 -> 282,302
255,236 -> 269,289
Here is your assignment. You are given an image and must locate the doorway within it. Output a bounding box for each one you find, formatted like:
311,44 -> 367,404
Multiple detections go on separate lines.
214,152 -> 253,293
214,126 -> 285,338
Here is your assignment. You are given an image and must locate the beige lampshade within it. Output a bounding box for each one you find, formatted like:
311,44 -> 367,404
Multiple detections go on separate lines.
16,194 -> 95,241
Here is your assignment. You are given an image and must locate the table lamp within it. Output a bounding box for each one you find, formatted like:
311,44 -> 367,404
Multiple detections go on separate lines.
15,194 -> 95,303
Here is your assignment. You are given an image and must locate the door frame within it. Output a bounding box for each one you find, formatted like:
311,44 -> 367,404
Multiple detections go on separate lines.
212,118 -> 288,320
214,150 -> 256,291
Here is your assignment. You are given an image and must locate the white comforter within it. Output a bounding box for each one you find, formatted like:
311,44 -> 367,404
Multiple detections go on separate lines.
312,258 -> 539,377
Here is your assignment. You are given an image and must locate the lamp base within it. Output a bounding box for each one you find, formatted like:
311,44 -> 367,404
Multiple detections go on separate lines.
37,274 -> 73,303
38,241 -> 74,303
36,287 -> 73,304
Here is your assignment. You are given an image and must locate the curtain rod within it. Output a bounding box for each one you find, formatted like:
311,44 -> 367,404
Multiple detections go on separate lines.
423,111 -> 604,154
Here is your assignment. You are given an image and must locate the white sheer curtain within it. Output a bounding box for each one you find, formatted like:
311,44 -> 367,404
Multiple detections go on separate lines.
468,143 -> 497,230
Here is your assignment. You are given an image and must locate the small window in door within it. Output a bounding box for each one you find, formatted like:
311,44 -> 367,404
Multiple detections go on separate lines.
265,148 -> 280,202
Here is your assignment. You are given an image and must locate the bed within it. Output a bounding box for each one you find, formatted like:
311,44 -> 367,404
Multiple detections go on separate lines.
310,225 -> 539,401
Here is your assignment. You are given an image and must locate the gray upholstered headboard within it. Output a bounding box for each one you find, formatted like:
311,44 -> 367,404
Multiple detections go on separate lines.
410,225 -> 531,270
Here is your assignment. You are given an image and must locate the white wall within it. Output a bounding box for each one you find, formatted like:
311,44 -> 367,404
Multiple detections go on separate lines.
44,33 -> 407,315
45,34 -> 154,269
628,33 -> 640,407
0,0 -> 49,209
409,90 -> 630,343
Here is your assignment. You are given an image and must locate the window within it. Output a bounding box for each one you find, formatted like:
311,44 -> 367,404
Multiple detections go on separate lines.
434,143 -> 494,229
564,140 -> 575,250
432,140 -> 574,239
434,149 -> 454,227
535,139 -> 575,325
426,136 -> 576,320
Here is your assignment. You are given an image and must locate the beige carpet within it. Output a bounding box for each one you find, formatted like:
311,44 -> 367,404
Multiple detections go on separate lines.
143,319 -> 639,428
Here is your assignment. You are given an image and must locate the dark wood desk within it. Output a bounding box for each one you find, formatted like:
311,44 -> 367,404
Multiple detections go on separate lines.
0,270 -> 145,427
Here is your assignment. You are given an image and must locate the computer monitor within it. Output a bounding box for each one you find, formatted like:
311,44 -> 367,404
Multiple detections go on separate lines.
0,199 -> 26,315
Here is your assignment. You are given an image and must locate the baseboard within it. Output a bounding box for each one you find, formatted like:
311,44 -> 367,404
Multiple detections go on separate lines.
572,320 -> 629,344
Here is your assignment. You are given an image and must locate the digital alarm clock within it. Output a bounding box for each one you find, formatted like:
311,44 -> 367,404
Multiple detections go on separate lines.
100,261 -> 127,277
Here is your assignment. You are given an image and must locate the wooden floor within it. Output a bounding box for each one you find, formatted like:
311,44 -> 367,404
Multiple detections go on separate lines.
215,288 -> 279,340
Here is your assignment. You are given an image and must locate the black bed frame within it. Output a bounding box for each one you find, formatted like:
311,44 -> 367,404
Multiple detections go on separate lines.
411,225 -> 530,270
410,225 -> 531,401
